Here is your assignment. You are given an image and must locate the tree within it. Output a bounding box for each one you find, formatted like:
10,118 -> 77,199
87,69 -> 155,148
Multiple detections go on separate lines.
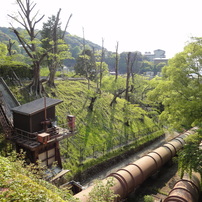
152,62 -> 166,76
0,43 -> 8,61
139,60 -> 153,74
115,42 -> 119,81
125,52 -> 139,101
71,46 -> 81,58
125,52 -> 131,101
7,39 -> 16,56
41,16 -> 62,65
98,38 -> 105,90
74,49 -> 96,81
8,0 -> 47,96
178,129 -> 202,177
41,10 -> 72,87
147,37 -> 202,130
88,178 -> 118,202
147,38 -> 202,181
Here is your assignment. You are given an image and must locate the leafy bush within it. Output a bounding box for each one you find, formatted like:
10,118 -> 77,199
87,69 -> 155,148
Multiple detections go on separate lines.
44,79 -> 162,178
144,195 -> 154,202
0,61 -> 32,81
0,153 -> 77,202
88,178 -> 118,202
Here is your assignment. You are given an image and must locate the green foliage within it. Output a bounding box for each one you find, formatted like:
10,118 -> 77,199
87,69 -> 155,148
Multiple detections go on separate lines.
40,67 -> 50,77
41,16 -> 72,69
0,61 -> 32,81
140,60 -> 154,74
101,75 -> 126,93
74,49 -> 97,80
0,43 -> 8,58
178,129 -> 202,177
0,134 -> 13,157
144,195 -> 154,202
43,78 -> 162,178
147,37 -> 202,130
88,178 -> 119,202
0,153 -> 77,202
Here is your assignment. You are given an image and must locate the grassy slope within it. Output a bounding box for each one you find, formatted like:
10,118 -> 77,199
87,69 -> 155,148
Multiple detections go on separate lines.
43,78 -> 162,178
0,76 -> 163,201
0,156 -> 77,202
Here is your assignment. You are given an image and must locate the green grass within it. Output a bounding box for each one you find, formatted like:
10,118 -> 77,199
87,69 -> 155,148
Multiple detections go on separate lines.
0,155 -> 77,202
1,75 -> 164,201
9,76 -> 161,180
42,79 -> 162,179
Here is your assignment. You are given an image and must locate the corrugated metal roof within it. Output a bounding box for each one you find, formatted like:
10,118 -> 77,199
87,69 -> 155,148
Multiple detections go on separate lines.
11,97 -> 63,115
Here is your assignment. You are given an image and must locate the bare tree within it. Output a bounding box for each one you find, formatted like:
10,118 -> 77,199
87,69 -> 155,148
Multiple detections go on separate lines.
99,38 -> 105,90
130,52 -> 138,84
82,27 -> 90,89
115,41 -> 119,81
7,39 -> 15,56
110,52 -> 138,106
8,0 -> 46,96
125,52 -> 131,101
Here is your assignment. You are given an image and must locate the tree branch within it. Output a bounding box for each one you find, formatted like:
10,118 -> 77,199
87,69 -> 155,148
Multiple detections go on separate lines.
62,13 -> 72,39
12,29 -> 33,58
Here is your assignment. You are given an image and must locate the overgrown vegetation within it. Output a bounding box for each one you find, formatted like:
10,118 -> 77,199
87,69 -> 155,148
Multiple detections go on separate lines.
0,75 -> 163,200
39,75 -> 161,179
88,178 -> 118,202
0,7 -> 202,199
0,152 -> 77,202
178,128 -> 202,177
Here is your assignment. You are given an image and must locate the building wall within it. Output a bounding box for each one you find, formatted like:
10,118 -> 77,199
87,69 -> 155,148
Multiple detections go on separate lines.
13,112 -> 30,132
144,49 -> 166,61
31,108 -> 55,133
13,107 -> 55,133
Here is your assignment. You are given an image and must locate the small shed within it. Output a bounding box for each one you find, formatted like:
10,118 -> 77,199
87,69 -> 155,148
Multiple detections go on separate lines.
12,97 -> 63,133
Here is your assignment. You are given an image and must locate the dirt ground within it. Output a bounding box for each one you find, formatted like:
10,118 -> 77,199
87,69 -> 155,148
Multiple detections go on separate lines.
125,161 -> 181,201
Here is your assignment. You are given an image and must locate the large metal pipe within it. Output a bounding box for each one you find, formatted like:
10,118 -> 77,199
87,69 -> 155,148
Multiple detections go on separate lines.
164,172 -> 201,202
164,141 -> 202,202
74,128 -> 197,201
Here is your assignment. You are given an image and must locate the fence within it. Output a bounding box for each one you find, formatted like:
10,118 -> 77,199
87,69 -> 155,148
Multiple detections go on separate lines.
61,126 -> 161,165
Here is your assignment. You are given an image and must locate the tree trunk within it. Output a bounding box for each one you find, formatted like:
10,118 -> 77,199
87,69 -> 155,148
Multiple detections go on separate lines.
99,38 -> 104,90
29,61 -> 41,95
115,42 -> 119,81
125,52 -> 131,101
47,9 -> 61,87
47,66 -> 56,87
130,52 -> 137,84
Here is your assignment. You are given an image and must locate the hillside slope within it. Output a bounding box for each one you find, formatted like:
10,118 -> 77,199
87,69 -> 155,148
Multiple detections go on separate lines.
39,77 -> 162,179
0,156 -> 77,202
0,76 -> 163,200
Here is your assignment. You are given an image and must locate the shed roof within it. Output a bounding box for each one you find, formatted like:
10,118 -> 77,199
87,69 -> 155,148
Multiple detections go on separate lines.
11,97 -> 63,116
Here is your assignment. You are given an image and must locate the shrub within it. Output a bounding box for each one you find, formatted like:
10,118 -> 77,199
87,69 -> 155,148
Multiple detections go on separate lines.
0,61 -> 32,81
144,195 -> 154,202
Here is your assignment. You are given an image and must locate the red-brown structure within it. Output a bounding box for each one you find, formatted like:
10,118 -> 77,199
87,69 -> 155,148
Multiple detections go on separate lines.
10,97 -> 74,169
73,128 -> 198,201
0,77 -> 77,181
164,172 -> 201,202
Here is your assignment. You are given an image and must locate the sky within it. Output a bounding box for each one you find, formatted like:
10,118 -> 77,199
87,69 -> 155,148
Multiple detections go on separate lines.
1,0 -> 202,58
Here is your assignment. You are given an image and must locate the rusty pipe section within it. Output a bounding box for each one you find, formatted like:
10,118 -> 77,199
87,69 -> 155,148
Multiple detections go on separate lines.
164,172 -> 201,202
74,128 -> 197,201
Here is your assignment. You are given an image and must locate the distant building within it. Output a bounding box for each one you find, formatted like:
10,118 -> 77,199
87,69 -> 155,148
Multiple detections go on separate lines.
144,49 -> 168,64
153,58 -> 168,65
109,71 -> 116,75
145,71 -> 154,77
